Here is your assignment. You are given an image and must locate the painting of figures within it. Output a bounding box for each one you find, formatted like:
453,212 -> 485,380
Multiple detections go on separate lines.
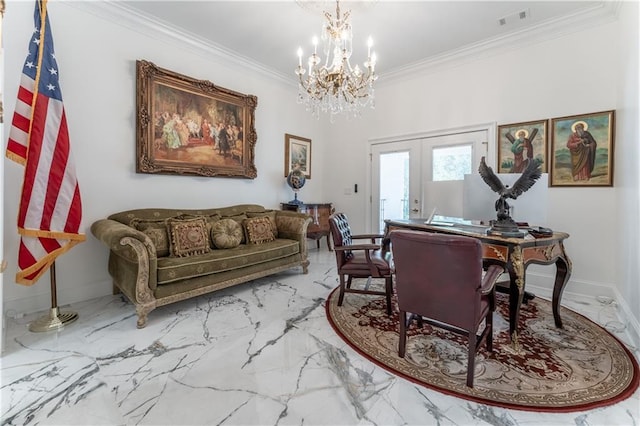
136,60 -> 257,178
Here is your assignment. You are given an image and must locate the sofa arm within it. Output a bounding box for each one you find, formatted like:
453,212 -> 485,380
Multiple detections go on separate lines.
91,219 -> 158,293
92,220 -> 154,258
275,210 -> 312,238
275,210 -> 312,256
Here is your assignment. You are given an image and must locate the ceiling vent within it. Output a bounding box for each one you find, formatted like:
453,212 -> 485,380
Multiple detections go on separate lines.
498,9 -> 531,26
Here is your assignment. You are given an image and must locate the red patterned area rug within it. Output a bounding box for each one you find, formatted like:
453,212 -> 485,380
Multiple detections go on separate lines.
325,286 -> 639,412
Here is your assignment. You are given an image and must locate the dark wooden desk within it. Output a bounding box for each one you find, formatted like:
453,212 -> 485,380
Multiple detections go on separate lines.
281,203 -> 334,250
383,218 -> 572,344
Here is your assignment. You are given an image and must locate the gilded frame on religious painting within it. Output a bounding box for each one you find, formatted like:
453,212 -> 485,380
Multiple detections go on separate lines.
284,133 -> 312,179
549,110 -> 615,187
136,60 -> 258,178
497,119 -> 548,174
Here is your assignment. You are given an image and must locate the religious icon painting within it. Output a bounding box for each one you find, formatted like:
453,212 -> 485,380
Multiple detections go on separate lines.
549,110 -> 615,187
497,119 -> 548,174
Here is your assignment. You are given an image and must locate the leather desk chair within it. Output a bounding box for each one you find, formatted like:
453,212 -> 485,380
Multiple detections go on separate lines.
328,213 -> 393,315
390,230 -> 504,387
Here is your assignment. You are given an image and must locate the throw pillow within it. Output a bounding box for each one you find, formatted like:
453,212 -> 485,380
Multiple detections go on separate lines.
205,214 -> 221,227
204,214 -> 221,244
132,219 -> 170,257
333,213 -> 353,259
221,213 -> 248,243
243,216 -> 276,244
167,216 -> 211,257
246,210 -> 278,236
211,218 -> 243,249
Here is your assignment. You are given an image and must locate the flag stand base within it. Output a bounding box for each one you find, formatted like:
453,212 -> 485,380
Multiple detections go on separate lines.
28,261 -> 79,333
29,307 -> 78,332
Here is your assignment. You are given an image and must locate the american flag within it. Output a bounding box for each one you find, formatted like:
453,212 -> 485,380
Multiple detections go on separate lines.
6,0 -> 84,285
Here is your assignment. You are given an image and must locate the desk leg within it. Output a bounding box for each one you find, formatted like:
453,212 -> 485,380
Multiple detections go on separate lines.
552,246 -> 572,328
508,246 -> 525,347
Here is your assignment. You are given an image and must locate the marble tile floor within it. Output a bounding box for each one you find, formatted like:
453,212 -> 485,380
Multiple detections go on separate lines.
1,249 -> 639,426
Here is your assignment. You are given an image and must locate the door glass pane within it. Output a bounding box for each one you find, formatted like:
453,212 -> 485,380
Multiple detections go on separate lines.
379,151 -> 409,232
432,144 -> 472,181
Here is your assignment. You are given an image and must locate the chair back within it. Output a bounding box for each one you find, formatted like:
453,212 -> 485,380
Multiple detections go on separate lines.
328,213 -> 353,267
390,230 -> 483,330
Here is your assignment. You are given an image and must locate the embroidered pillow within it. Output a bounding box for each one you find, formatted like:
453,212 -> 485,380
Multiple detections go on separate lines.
243,216 -> 276,244
132,219 -> 170,257
167,217 -> 211,257
246,210 -> 278,236
211,219 -> 243,249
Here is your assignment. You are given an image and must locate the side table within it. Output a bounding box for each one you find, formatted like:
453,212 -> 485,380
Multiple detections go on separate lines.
281,202 -> 334,250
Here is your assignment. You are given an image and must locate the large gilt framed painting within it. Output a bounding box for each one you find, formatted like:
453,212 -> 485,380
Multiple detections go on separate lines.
497,119 -> 548,173
549,110 -> 615,187
136,60 -> 258,178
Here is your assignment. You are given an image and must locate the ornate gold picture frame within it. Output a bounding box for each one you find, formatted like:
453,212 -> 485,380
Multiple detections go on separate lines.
136,60 -> 258,178
497,119 -> 548,173
284,133 -> 312,179
550,110 -> 615,187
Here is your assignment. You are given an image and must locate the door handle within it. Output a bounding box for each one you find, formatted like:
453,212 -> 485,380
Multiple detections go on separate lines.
411,208 -> 419,213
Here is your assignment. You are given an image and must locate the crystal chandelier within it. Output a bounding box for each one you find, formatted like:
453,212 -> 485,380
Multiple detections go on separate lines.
295,0 -> 377,118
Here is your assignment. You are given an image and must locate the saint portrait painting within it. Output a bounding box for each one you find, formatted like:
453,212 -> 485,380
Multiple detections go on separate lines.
497,120 -> 548,174
549,110 -> 614,187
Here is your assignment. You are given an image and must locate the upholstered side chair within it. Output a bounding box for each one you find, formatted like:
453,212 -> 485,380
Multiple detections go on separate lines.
328,213 -> 393,315
390,230 -> 505,387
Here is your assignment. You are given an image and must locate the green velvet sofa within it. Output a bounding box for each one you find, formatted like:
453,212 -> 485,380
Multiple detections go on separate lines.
91,204 -> 312,328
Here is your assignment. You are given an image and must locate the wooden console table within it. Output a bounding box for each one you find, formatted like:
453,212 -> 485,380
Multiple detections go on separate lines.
281,203 -> 334,250
383,218 -> 572,345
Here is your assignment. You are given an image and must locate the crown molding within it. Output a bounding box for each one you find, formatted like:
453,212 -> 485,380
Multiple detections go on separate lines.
63,0 -> 294,86
64,1 -> 620,89
380,1 -> 621,85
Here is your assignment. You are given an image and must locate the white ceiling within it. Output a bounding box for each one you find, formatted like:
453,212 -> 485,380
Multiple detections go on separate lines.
118,1 -> 611,79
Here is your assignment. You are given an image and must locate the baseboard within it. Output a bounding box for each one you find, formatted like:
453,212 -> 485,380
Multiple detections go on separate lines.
3,278 -> 112,319
525,271 -> 640,356
524,271 -> 615,300
611,289 -> 640,357
5,272 -> 640,356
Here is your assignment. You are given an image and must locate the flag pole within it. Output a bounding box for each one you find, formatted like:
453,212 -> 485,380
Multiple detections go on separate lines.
28,262 -> 78,332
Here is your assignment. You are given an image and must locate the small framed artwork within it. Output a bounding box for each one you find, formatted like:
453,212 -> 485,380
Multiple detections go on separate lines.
136,60 -> 258,178
549,110 -> 615,187
284,133 -> 312,178
497,119 -> 548,173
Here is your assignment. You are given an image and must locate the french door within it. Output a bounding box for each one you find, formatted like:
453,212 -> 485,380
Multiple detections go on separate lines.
371,130 -> 488,233
371,140 -> 421,233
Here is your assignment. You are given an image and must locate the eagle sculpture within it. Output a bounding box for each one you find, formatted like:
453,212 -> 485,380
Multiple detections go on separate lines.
478,156 -> 542,236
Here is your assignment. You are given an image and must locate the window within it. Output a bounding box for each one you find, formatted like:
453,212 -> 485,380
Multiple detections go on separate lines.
379,151 -> 410,230
432,144 -> 472,181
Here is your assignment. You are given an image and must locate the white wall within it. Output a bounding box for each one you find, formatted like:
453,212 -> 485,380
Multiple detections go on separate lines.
2,1 -> 327,315
2,1 -> 638,341
615,0 -> 640,337
322,19 -> 628,306
0,30 -> 5,349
